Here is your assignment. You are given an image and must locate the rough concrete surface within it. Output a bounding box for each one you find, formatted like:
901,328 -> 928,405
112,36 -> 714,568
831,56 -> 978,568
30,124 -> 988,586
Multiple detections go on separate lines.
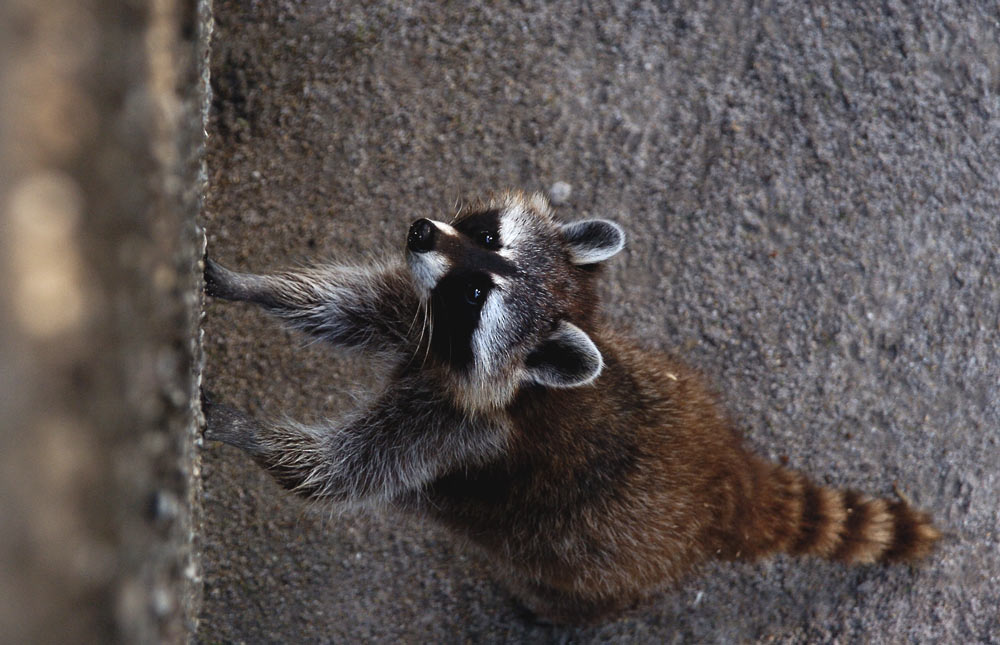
200,1 -> 999,642
1,1 -> 210,642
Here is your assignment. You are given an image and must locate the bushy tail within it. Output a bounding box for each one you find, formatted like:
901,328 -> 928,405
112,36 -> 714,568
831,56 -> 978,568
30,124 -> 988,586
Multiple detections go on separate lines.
741,460 -> 940,564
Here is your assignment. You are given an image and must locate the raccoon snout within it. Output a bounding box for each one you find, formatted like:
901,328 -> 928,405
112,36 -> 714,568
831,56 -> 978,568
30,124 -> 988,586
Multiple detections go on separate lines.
407,218 -> 436,253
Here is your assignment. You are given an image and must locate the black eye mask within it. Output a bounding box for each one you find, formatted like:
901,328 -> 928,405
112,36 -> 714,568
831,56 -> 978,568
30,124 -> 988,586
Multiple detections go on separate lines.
453,209 -> 502,240
430,270 -> 494,370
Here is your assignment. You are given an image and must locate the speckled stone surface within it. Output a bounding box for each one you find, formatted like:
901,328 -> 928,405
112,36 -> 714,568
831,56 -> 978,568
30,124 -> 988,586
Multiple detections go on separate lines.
199,2 -> 999,642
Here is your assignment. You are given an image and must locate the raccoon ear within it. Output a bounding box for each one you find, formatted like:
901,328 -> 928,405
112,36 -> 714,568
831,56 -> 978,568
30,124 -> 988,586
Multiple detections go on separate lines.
524,321 -> 603,388
560,219 -> 625,265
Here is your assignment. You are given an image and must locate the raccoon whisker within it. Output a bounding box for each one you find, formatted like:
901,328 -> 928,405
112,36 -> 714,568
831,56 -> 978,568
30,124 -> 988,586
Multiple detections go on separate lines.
405,294 -> 423,340
407,296 -> 431,370
420,298 -> 434,369
206,190 -> 940,625
402,297 -> 427,369
406,298 -> 427,362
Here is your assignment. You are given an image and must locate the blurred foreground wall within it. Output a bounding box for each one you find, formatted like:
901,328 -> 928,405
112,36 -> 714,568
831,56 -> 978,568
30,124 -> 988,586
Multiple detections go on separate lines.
0,0 -> 211,642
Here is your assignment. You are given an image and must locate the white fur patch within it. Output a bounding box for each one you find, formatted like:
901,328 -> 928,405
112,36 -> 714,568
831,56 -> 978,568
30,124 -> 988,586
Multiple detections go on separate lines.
431,219 -> 459,237
406,220 -> 460,294
561,219 -> 626,265
471,279 -> 511,375
498,204 -> 533,260
406,250 -> 450,295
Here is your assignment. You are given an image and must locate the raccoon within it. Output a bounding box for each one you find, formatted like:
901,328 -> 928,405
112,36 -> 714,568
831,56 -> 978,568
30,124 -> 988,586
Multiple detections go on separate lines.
203,190 -> 939,623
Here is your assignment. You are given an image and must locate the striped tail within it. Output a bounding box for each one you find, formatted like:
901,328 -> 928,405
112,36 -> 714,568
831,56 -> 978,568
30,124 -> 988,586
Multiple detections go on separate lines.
739,460 -> 941,564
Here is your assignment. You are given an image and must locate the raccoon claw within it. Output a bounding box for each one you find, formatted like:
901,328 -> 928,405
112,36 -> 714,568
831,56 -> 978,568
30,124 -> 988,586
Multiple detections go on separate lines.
203,395 -> 263,455
203,256 -> 226,298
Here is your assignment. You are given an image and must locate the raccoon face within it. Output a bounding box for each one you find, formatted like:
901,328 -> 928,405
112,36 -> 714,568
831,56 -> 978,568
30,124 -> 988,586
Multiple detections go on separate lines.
405,191 -> 625,409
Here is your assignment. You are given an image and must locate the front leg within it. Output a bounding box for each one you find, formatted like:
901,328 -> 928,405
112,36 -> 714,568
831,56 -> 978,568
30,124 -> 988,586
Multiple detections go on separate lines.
203,381 -> 510,505
205,257 -> 419,355
203,396 -> 264,455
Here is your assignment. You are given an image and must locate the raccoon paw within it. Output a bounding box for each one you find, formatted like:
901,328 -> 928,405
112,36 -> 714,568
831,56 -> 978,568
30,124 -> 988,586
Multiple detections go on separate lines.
202,393 -> 263,455
202,257 -> 228,299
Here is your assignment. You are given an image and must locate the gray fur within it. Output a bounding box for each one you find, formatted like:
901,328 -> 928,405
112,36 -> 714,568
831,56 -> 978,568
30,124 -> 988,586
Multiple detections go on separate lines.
524,321 -> 604,387
250,378 -> 509,505
205,191 -> 939,625
204,191 -> 614,505
559,219 -> 626,265
205,257 -> 418,357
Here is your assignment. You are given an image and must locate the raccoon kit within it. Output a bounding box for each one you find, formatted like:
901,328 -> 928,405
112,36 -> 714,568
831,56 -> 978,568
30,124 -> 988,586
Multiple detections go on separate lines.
204,190 -> 939,623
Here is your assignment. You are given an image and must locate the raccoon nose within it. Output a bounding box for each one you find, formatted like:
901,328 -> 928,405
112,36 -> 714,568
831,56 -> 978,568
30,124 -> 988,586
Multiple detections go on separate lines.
407,218 -> 436,253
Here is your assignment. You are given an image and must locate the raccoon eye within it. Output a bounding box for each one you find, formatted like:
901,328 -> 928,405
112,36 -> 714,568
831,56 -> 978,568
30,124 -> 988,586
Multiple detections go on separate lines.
464,284 -> 486,306
477,230 -> 501,250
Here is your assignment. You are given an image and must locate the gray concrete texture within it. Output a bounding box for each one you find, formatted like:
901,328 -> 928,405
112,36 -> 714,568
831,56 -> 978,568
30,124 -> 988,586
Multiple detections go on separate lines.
200,1 -> 999,642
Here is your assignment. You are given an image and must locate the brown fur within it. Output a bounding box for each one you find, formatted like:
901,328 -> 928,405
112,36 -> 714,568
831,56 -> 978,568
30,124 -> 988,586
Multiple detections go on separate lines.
206,190 -> 939,624
422,330 -> 940,623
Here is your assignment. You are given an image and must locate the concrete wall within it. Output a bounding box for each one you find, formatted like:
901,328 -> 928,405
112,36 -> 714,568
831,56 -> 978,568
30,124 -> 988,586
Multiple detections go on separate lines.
0,0 -> 211,642
198,1 -> 999,643
2,1 -> 997,643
